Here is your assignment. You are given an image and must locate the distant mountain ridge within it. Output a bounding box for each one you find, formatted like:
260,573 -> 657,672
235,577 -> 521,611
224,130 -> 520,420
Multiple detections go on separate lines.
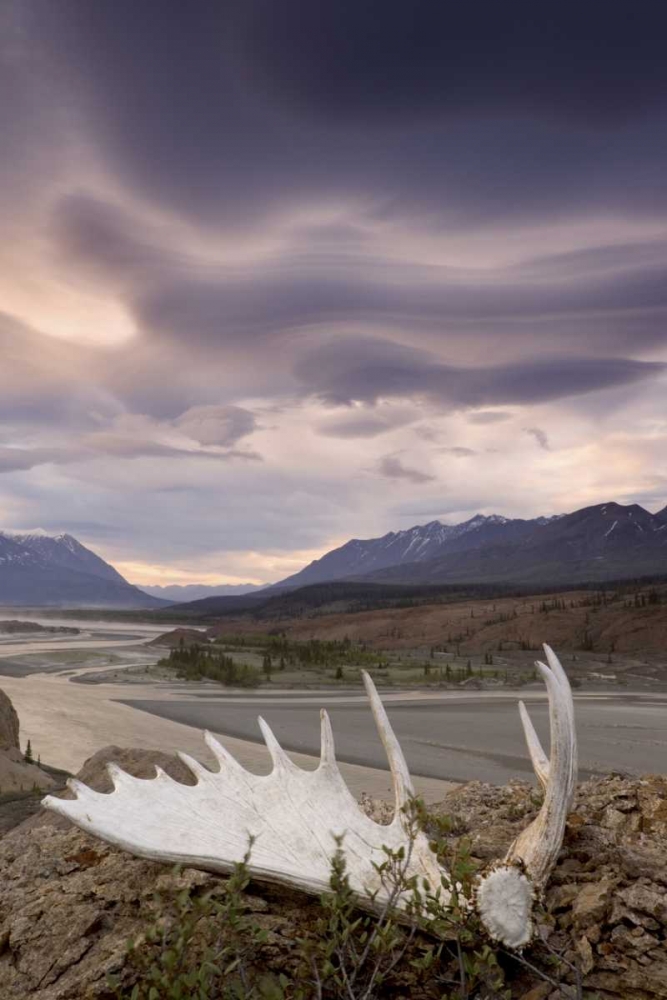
0,531 -> 164,608
274,502 -> 667,590
139,582 -> 265,602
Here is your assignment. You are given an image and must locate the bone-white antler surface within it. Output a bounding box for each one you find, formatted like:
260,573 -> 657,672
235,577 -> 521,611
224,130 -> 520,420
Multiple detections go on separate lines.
476,644 -> 578,945
43,674 -> 443,906
42,646 -> 578,951
506,644 -> 578,884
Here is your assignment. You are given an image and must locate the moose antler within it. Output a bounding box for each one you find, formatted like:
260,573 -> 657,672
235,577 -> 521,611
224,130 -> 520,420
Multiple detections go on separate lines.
43,643 -> 576,949
474,644 -> 578,945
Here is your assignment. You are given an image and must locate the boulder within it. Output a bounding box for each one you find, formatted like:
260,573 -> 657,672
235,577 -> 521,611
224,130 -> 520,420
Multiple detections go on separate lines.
0,687 -> 54,794
24,744 -> 197,831
0,687 -> 19,750
571,879 -> 616,928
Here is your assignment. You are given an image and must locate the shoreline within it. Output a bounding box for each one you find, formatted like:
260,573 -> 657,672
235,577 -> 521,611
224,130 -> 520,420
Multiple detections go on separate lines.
1,622 -> 666,800
0,670 -> 456,804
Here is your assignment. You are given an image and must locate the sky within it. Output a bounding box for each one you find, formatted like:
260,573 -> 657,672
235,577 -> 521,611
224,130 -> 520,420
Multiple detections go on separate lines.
2,2 -> 667,586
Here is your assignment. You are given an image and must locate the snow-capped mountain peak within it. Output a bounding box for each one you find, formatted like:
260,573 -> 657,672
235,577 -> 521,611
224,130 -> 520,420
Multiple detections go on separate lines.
0,530 -> 164,608
275,512 -> 530,588
274,501 -> 667,590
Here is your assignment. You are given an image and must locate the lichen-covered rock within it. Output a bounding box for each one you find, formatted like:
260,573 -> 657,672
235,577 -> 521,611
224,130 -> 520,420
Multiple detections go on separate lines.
571,879 -> 617,928
0,824 -> 317,1000
432,774 -> 667,999
0,768 -> 665,999
21,744 -> 196,832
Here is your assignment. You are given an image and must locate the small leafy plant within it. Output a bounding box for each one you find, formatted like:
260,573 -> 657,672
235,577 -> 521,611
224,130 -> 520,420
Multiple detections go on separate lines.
113,800 -> 582,1000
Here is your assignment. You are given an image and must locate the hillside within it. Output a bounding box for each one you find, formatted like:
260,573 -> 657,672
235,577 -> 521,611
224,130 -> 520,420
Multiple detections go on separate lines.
365,503 -> 667,586
273,502 -> 667,590
273,514 -> 539,589
0,532 -> 165,609
202,580 -> 667,663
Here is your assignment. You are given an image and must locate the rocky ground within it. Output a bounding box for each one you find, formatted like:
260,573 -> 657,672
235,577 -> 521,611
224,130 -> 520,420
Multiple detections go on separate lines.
0,751 -> 665,999
0,683 -> 665,999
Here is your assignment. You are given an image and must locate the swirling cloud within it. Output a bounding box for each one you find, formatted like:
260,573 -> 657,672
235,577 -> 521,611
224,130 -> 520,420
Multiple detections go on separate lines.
0,2 -> 665,581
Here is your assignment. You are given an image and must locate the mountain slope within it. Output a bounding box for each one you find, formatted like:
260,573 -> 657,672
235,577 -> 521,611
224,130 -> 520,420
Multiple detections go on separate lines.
0,534 -> 41,573
5,532 -> 128,585
274,515 -> 522,589
0,532 -> 164,608
275,513 -> 558,589
360,503 -> 667,586
274,502 -> 667,591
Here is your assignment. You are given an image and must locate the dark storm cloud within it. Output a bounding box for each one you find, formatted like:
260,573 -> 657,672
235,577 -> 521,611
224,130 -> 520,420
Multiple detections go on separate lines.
3,2 -> 667,574
0,447 -> 85,474
524,427 -> 551,451
138,252 -> 667,346
378,456 -> 435,485
52,194 -> 667,358
295,338 -> 666,408
235,1 -> 667,123
30,2 -> 667,231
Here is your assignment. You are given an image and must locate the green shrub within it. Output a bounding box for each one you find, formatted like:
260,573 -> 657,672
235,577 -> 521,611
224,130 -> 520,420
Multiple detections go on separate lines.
112,801 -> 582,1000
159,645 -> 260,687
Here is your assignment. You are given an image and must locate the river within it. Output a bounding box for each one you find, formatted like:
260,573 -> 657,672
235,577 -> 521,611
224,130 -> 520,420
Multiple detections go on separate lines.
1,614 -> 665,798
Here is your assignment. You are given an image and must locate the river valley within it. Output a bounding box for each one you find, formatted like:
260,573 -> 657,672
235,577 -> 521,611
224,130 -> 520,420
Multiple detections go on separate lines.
1,612 -> 666,800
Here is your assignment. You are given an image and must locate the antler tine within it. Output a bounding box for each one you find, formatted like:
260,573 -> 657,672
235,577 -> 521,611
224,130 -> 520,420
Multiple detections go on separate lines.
177,751 -> 215,782
258,716 -> 298,772
319,709 -> 337,769
476,647 -> 577,948
543,643 -> 578,809
518,644 -> 577,805
106,762 -> 145,790
518,700 -> 550,793
203,730 -> 246,774
505,646 -> 577,887
362,670 -> 414,820
65,776 -> 105,801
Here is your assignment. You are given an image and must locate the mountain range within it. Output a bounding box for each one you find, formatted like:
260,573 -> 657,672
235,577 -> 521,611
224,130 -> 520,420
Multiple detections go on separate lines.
274,502 -> 667,590
2,501 -> 666,611
139,582 -> 264,602
0,532 -> 164,608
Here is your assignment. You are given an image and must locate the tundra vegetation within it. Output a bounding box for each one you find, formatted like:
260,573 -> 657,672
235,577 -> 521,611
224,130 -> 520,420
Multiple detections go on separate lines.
112,801 -> 582,1000
46,647 -> 582,997
2,674 -> 664,999
157,626 -> 646,691
155,579 -> 667,690
159,644 -> 261,687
